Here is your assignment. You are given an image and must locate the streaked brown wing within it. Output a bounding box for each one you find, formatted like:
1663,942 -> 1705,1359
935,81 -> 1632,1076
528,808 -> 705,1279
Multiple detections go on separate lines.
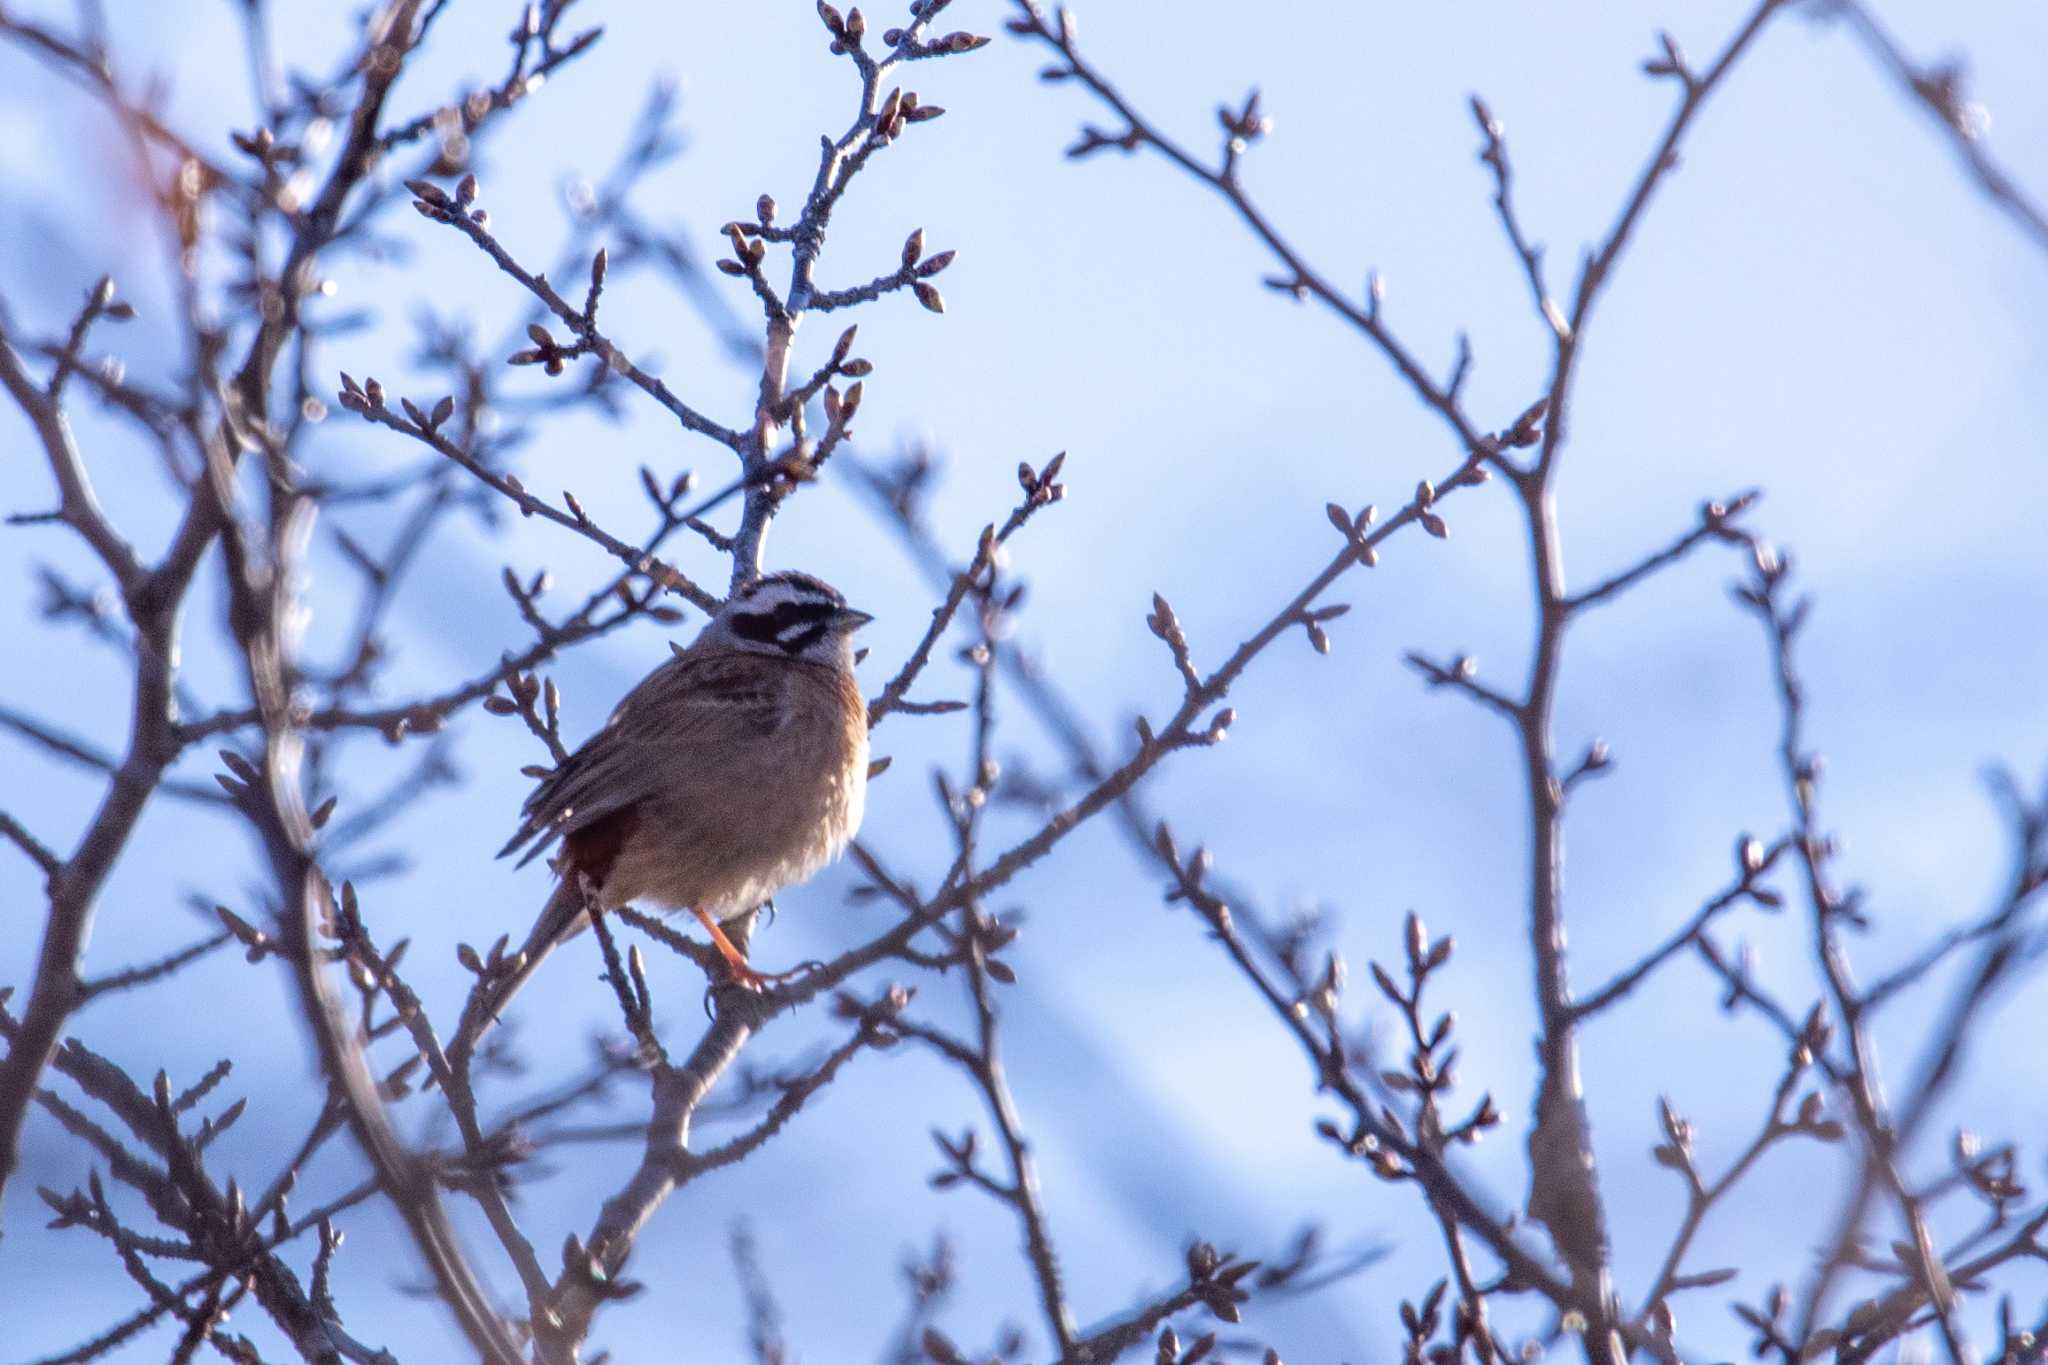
497,651 -> 787,867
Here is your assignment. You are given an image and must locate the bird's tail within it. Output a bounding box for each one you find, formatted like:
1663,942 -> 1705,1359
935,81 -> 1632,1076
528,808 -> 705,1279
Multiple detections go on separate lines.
449,877 -> 588,1068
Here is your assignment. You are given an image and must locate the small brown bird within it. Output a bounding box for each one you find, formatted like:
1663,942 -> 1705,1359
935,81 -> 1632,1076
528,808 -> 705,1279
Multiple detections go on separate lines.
489,571 -> 872,1009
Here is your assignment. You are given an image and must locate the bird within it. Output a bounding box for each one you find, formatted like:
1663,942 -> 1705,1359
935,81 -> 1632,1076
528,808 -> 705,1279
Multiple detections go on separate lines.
483,570 -> 873,1020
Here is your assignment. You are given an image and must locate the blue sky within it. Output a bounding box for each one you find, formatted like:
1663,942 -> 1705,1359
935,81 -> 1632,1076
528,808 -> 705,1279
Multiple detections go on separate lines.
3,1 -> 2046,1360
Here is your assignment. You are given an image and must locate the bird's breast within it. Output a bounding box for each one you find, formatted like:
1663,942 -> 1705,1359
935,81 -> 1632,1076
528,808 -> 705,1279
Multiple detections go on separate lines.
605,667 -> 869,921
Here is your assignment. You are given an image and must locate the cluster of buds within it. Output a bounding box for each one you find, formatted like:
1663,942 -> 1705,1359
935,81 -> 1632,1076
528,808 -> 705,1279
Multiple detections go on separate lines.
334,371 -> 463,457
1065,121 -> 1145,160
1363,913 -> 1497,1155
927,1125 -> 981,1191
404,391 -> 459,431
335,371 -> 385,414
484,666 -> 566,762
822,384 -> 864,432
962,907 -> 1021,985
1155,823 -> 1214,905
1469,96 -> 1506,172
754,451 -> 821,504
324,879 -> 367,946
1323,500 -> 1380,565
1145,591 -> 1204,701
828,982 -> 912,1045
1700,488 -> 1762,543
636,465 -> 701,534
405,175 -> 487,228
825,0 -> 986,55
1501,396 -> 1547,447
229,124 -> 323,220
1397,1280 -> 1450,1365
507,325 -> 581,378
883,1 -> 989,56
1217,87 -> 1272,158
454,932 -> 527,986
772,322 -> 874,439
229,124 -> 298,168
872,85 -> 947,144
1295,601 -> 1350,656
1650,1094 -> 1698,1177
1015,451 -> 1067,508
500,563 -> 553,622
1952,1130 -> 2026,1206
1731,833 -> 1785,909
1788,1090 -> 1847,1144
211,747 -> 264,805
560,1230 -> 645,1304
1262,270 -> 1311,303
1641,31 -> 1696,88
816,1 -> 867,51
892,27 -> 984,53
1563,736 -> 1615,794
1791,1002 -> 1834,1072
1411,479 -> 1449,539
1007,3 -> 1077,50
215,904 -> 276,962
1182,1240 -> 1260,1326
898,226 -> 956,312
1732,1285 -> 1795,1360
1466,398 -> 1548,469
716,220 -> 768,279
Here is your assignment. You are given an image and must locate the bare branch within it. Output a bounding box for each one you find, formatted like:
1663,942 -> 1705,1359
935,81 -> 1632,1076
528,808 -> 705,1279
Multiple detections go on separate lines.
1564,492 -> 1759,613
0,811 -> 61,878
1574,837 -> 1789,1019
0,301 -> 149,596
397,180 -> 742,450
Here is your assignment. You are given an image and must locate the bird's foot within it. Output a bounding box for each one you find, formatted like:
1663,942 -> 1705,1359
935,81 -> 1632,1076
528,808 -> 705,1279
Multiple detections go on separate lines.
688,905 -> 822,992
722,957 -> 826,993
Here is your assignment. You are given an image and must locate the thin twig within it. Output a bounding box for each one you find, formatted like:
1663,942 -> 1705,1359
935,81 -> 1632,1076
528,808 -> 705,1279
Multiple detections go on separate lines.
1830,0 -> 2048,257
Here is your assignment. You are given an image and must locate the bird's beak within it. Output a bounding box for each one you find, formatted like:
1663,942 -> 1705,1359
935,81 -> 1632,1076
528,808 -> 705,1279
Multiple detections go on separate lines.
835,607 -> 875,631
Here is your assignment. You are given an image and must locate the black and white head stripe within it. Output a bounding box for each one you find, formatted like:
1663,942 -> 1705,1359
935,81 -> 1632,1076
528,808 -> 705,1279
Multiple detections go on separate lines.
736,571 -> 845,611
723,572 -> 860,657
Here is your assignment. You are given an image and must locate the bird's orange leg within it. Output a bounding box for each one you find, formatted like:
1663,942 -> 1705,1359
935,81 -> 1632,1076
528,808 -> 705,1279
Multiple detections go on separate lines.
687,907 -> 813,991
